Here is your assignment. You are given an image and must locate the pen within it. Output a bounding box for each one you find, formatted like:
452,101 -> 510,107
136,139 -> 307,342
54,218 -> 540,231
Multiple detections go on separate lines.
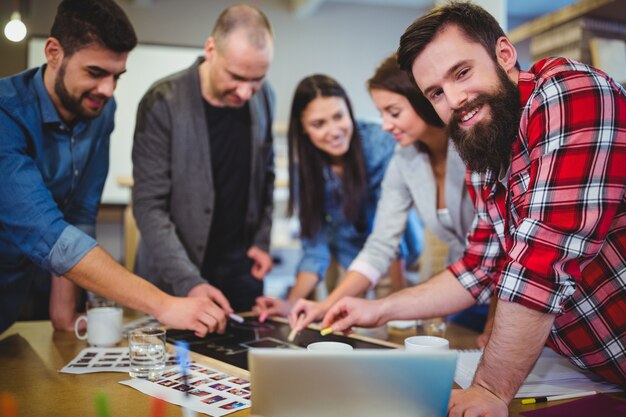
521,390 -> 596,405
288,314 -> 304,342
228,313 -> 245,323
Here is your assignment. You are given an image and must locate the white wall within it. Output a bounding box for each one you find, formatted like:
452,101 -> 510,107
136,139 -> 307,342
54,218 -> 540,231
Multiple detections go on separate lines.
24,0 -> 427,127
20,0 -> 427,203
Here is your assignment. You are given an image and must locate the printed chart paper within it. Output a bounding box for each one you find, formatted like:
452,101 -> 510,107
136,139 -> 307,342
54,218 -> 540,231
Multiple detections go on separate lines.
59,347 -> 178,374
120,362 -> 250,416
60,347 -> 250,415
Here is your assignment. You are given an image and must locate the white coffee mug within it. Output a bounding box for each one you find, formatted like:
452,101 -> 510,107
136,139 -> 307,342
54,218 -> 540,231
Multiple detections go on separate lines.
307,341 -> 353,352
404,335 -> 449,351
74,299 -> 123,347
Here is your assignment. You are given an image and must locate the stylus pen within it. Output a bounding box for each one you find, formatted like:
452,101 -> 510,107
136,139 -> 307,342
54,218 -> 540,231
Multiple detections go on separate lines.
229,313 -> 245,323
520,390 -> 596,405
288,314 -> 305,342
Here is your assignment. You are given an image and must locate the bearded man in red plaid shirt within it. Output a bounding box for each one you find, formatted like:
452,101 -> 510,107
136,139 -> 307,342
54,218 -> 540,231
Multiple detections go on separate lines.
321,2 -> 625,416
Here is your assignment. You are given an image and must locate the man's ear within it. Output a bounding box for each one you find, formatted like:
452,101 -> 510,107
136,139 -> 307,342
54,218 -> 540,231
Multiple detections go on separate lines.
44,37 -> 64,69
495,36 -> 517,74
204,36 -> 217,61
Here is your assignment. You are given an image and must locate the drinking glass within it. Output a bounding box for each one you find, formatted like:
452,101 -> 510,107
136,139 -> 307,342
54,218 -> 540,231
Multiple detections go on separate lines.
128,327 -> 166,379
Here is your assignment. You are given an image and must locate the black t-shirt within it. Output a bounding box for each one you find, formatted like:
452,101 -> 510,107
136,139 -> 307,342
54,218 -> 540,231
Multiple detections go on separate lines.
201,101 -> 252,275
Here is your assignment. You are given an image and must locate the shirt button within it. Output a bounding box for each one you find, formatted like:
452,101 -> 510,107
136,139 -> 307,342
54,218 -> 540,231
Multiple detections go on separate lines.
71,137 -> 76,144
325,215 -> 332,223
197,245 -> 203,252
74,170 -> 79,176
204,207 -> 211,214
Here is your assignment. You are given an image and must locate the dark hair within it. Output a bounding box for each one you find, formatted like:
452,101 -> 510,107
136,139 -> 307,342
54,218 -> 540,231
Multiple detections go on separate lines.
51,0 -> 137,57
368,54 -> 444,128
212,4 -> 273,51
287,75 -> 367,239
397,1 -> 519,75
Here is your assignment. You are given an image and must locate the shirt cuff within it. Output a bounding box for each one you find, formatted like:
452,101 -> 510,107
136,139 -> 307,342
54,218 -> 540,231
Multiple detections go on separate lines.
47,225 -> 97,276
348,259 -> 382,287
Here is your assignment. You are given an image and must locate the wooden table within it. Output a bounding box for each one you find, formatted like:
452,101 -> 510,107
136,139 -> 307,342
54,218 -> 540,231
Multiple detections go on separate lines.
1,320 -> 622,417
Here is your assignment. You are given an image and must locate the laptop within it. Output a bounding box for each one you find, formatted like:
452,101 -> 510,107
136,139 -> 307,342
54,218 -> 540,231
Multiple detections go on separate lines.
249,348 -> 457,417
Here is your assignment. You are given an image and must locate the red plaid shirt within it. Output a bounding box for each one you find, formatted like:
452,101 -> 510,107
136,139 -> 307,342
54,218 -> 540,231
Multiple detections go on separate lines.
449,57 -> 626,385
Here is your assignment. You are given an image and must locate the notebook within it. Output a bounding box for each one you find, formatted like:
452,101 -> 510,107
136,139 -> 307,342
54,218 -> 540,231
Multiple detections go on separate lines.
249,348 -> 458,417
454,348 -> 623,398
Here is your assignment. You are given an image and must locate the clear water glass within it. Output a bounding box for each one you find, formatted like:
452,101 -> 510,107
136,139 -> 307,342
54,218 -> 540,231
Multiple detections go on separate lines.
128,327 -> 166,379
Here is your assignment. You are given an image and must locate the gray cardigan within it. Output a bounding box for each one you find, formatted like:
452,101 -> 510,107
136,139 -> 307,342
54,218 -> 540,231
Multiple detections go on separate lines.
132,58 -> 275,296
351,141 -> 475,280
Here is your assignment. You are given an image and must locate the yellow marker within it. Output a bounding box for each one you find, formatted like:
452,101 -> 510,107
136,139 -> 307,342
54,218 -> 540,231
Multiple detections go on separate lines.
320,327 -> 333,336
521,390 -> 596,405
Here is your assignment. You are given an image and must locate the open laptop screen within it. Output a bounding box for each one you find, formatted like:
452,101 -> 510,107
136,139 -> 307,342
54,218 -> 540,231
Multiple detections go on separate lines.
249,349 -> 457,417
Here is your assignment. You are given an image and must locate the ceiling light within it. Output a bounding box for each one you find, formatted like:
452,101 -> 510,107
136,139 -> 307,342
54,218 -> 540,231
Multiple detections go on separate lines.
4,11 -> 27,43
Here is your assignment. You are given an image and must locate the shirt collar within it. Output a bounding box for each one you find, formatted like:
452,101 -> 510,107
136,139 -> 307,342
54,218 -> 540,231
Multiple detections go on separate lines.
518,67 -> 537,110
33,65 -> 75,131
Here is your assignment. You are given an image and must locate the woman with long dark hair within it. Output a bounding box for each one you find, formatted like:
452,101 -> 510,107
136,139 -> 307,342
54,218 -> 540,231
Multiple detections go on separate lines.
289,55 -> 490,343
253,74 -> 421,320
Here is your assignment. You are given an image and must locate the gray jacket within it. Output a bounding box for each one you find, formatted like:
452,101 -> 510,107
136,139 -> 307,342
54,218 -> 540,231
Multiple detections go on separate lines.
352,141 -> 475,277
132,58 -> 275,296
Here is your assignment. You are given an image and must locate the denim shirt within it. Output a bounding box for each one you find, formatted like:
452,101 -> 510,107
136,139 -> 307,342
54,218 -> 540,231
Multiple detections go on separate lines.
297,120 -> 423,280
0,65 -> 115,287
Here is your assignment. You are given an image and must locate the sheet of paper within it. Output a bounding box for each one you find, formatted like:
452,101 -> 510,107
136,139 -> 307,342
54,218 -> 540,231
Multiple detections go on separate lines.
59,347 -> 178,374
120,362 -> 250,417
454,348 -> 623,398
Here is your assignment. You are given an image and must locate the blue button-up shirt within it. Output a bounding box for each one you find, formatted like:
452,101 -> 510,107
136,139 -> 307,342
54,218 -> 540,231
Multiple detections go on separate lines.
297,120 -> 423,280
0,65 -> 115,287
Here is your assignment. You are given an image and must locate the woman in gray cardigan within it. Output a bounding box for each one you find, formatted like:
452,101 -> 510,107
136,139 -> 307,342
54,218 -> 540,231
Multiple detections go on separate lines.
289,55 -> 488,336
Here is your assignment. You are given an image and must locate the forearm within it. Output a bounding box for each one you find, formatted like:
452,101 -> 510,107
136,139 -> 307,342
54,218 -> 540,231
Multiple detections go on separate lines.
49,274 -> 79,330
388,259 -> 408,292
287,272 -> 319,303
321,270 -> 372,309
64,246 -> 171,319
473,300 -> 556,403
377,269 -> 475,322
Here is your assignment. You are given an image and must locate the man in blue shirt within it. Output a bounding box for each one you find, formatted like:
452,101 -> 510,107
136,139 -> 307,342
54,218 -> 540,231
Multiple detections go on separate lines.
0,0 -> 229,336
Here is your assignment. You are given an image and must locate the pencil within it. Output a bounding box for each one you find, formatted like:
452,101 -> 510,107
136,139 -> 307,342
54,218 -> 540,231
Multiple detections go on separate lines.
520,390 -> 596,405
175,341 -> 198,417
320,327 -> 333,336
94,391 -> 110,417
1,393 -> 17,417
288,314 -> 304,342
151,397 -> 166,417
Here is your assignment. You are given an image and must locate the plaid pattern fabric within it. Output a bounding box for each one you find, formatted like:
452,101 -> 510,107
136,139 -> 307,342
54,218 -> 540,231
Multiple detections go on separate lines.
449,57 -> 626,384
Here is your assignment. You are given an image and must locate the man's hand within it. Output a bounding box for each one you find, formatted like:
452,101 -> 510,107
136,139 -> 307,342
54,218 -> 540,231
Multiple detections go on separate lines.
288,299 -> 327,331
188,283 -> 233,314
448,386 -> 508,417
247,246 -> 273,280
156,295 -> 229,336
253,296 -> 293,322
49,274 -> 81,332
321,297 -> 385,333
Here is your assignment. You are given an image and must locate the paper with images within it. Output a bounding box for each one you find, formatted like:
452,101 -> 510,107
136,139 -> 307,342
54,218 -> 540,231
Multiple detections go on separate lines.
454,348 -> 623,398
59,347 -> 178,374
120,362 -> 250,417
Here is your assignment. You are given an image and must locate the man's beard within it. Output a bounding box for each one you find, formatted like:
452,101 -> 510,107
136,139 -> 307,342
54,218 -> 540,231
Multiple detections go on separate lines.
54,61 -> 107,121
447,66 -> 521,173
